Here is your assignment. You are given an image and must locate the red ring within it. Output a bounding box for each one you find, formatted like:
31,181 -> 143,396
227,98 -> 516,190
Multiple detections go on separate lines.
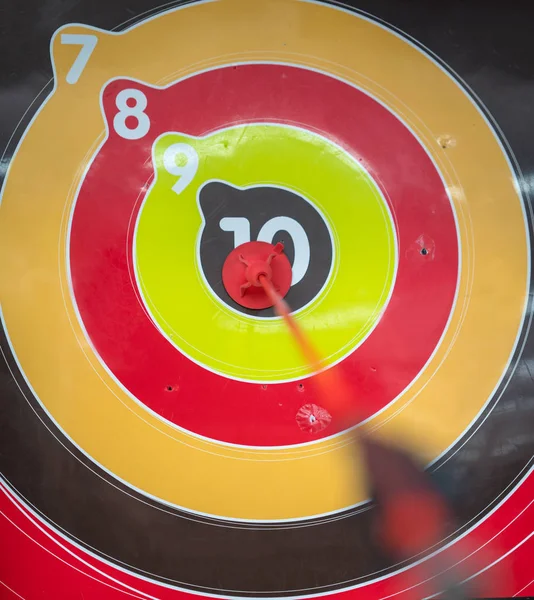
69,64 -> 458,446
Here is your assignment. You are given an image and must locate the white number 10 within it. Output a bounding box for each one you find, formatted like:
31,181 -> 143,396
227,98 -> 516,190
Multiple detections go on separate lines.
220,216 -> 311,286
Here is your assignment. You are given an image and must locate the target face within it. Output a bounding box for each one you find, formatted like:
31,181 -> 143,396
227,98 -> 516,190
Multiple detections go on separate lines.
0,0 -> 532,598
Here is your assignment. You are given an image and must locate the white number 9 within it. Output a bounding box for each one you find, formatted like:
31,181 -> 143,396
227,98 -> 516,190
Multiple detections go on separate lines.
163,143 -> 199,194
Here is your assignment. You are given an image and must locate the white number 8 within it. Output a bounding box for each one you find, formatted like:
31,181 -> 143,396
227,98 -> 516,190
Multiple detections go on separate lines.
113,89 -> 150,140
163,143 -> 199,194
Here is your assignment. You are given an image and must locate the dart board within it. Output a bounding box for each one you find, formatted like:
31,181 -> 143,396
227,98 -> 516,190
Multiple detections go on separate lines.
0,0 -> 533,598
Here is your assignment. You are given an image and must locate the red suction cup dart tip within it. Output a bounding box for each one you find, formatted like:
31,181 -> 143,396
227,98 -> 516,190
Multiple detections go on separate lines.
222,241 -> 292,310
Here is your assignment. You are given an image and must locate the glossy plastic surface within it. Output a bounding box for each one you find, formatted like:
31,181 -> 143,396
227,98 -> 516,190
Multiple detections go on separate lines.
0,1 -> 532,598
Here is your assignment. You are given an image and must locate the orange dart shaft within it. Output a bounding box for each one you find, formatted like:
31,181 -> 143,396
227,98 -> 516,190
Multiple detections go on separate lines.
260,273 -> 457,573
259,275 -> 355,419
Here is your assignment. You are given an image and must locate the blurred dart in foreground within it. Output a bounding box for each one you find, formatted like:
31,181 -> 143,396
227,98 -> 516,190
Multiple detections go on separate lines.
252,243 -> 476,599
222,240 -> 499,597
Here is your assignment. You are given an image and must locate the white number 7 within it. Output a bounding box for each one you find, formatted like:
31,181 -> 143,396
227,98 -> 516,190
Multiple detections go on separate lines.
60,34 -> 98,84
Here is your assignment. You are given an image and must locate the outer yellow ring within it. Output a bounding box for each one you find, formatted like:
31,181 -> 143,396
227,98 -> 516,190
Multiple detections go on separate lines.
0,0 -> 528,521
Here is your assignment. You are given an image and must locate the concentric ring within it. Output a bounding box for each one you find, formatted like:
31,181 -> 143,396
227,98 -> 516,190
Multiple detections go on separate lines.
70,67 -> 457,446
0,0 -> 530,595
